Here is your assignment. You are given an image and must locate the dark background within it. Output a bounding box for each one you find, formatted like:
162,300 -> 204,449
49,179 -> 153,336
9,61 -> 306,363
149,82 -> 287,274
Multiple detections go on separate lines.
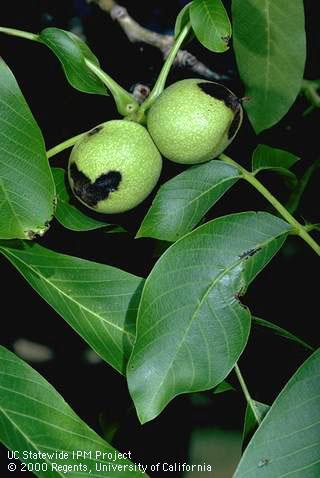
1,1 -> 319,476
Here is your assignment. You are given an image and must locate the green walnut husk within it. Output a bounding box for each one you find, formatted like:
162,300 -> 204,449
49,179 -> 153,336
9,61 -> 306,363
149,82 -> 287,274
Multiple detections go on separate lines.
147,79 -> 243,164
68,120 -> 162,214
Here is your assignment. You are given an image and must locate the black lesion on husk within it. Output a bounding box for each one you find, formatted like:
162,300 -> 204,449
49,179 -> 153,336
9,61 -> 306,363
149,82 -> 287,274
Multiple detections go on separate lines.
198,82 -> 240,112
70,162 -> 121,207
228,109 -> 242,139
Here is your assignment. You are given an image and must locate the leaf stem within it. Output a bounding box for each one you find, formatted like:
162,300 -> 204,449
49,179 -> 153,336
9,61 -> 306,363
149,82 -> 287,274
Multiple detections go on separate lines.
252,316 -> 315,352
0,26 -> 40,42
140,23 -> 192,113
47,132 -> 87,159
0,26 -> 139,118
220,154 -> 320,256
84,59 -> 139,117
234,364 -> 261,426
305,224 -> 320,233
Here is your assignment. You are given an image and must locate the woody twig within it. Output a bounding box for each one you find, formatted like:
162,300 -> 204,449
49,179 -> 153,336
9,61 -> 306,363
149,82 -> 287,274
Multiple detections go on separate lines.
86,0 -> 227,84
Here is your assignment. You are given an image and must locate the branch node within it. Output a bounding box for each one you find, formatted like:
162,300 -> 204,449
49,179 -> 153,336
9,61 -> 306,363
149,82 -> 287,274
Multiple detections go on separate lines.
110,5 -> 127,21
90,1 -> 229,81
131,83 -> 150,104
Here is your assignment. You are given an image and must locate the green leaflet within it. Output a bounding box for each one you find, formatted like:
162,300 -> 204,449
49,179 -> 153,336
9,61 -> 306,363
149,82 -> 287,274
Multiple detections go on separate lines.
0,59 -> 55,239
39,28 -> 107,95
0,242 -> 144,375
137,160 -> 240,242
252,145 -> 299,173
128,212 -> 292,423
242,401 -> 270,447
232,0 -> 306,133
175,3 -> 194,45
190,0 -> 232,53
252,145 -> 299,188
235,348 -> 320,477
0,346 -> 147,478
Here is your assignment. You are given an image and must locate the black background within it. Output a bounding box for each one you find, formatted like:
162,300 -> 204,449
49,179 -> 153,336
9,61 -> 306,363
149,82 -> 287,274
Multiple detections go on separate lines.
1,1 -> 319,476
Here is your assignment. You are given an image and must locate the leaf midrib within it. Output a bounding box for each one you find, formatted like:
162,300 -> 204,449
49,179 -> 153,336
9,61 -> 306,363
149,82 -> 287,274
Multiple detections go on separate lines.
144,228 -> 289,412
0,176 -> 25,237
146,255 -> 246,411
200,0 -> 230,46
162,175 -> 239,215
42,31 -> 105,92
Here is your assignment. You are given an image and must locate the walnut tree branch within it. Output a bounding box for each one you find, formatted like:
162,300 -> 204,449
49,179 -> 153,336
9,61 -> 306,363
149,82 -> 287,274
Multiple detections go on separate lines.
86,0 -> 227,82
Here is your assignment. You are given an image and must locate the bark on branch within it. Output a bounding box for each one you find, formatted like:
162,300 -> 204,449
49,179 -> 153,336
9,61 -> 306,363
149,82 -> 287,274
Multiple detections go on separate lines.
87,0 -> 226,81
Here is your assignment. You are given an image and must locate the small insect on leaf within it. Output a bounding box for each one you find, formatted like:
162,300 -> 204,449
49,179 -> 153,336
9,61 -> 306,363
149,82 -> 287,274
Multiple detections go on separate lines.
221,35 -> 230,45
239,247 -> 262,260
234,287 -> 246,301
258,458 -> 269,468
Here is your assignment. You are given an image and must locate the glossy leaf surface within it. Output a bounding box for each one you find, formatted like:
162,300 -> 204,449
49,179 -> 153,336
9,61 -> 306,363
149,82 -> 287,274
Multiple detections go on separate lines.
40,28 -> 107,95
128,212 -> 291,423
243,401 -> 270,446
175,2 -> 193,41
252,145 -> 299,187
0,59 -> 55,239
0,346 -> 147,478
190,0 -> 232,52
232,0 -> 306,132
137,160 -> 240,242
0,242 -> 143,374
235,348 -> 320,477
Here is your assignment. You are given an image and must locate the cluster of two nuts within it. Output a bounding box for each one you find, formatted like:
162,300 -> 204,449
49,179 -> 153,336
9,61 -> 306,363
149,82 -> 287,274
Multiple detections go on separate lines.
68,79 -> 243,214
